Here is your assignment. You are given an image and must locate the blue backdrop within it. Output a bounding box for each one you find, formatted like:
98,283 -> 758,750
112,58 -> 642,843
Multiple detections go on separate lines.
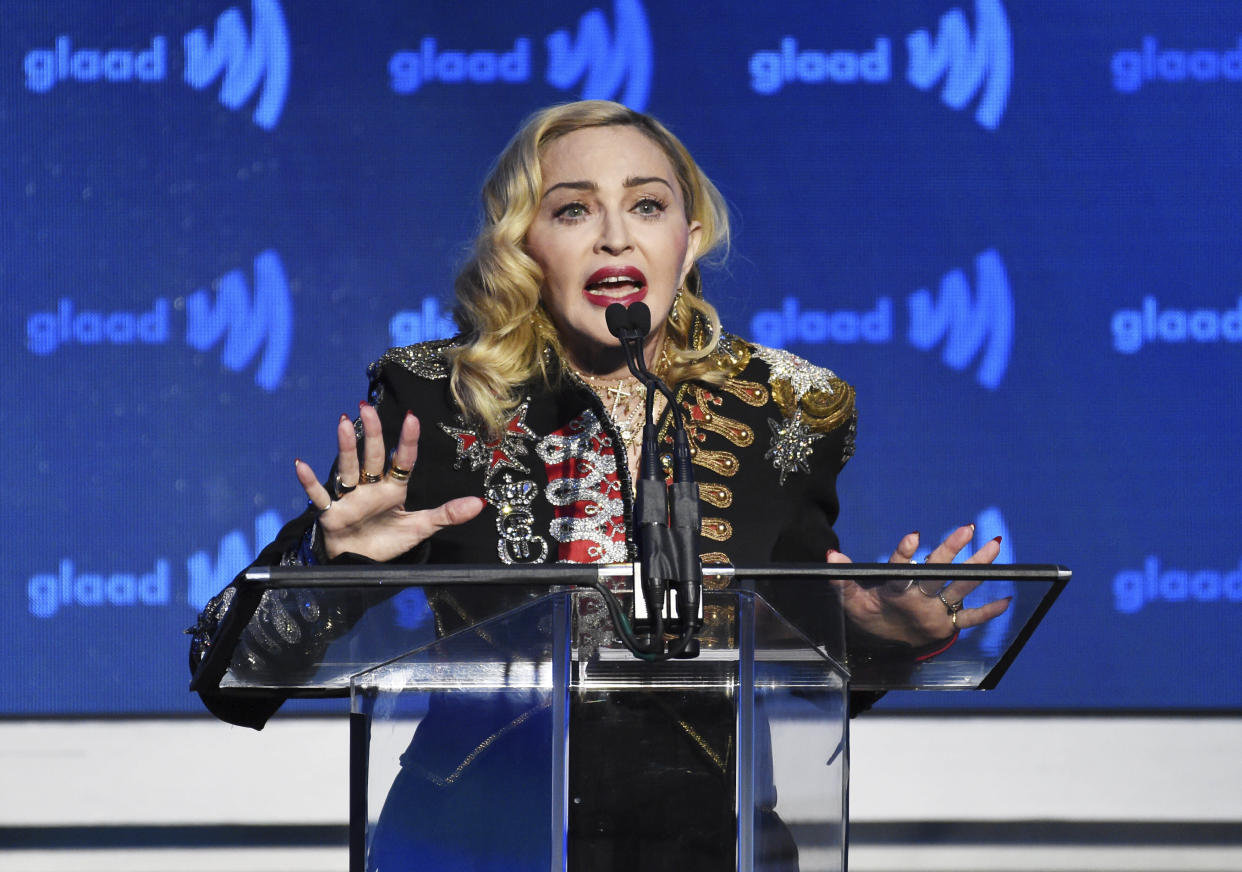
5,0 -> 1239,715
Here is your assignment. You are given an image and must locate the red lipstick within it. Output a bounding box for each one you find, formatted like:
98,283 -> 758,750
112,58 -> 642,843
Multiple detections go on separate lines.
583,266 -> 647,307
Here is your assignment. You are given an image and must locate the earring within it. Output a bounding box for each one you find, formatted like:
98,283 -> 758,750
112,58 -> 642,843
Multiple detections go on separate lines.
669,288 -> 685,327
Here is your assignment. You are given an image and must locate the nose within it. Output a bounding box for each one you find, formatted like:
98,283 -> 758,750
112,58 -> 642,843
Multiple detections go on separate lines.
594,209 -> 632,256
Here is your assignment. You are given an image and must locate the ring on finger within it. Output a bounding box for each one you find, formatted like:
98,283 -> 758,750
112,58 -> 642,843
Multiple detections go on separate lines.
359,469 -> 383,484
895,559 -> 919,593
951,610 -> 958,627
938,592 -> 964,615
332,473 -> 357,499
388,462 -> 412,482
312,498 -> 333,513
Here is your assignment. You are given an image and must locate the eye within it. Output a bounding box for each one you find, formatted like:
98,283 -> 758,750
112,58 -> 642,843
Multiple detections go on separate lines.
553,201 -> 589,222
633,197 -> 668,217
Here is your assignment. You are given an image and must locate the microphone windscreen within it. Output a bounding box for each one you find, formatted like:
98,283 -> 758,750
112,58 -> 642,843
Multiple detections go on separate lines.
628,302 -> 651,337
605,303 -> 630,339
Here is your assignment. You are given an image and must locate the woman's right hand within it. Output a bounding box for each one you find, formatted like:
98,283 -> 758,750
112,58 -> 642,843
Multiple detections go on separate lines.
294,403 -> 485,562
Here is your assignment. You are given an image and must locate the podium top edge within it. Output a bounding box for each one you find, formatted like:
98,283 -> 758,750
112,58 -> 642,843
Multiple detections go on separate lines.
242,563 -> 1071,589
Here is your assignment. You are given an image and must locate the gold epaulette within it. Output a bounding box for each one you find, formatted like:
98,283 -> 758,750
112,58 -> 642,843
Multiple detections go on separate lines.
751,343 -> 855,434
709,333 -> 753,378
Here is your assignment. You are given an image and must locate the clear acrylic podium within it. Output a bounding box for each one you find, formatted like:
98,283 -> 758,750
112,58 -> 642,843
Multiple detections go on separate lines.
192,562 -> 1068,871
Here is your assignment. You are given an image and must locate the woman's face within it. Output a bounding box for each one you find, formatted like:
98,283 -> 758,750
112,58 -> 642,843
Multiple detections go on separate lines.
525,124 -> 701,373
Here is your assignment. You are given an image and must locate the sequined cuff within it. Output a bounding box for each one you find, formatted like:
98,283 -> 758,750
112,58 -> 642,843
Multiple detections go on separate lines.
186,586 -> 238,669
281,521 -> 325,567
223,584 -> 359,683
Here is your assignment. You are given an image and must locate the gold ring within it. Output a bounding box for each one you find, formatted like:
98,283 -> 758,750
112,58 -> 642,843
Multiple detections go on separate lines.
332,473 -> 357,498
359,470 -> 383,484
951,610 -> 958,627
388,463 -> 412,482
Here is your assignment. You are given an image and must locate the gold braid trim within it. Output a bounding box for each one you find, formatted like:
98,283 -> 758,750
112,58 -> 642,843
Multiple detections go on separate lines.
697,482 -> 733,508
701,555 -> 733,589
719,377 -> 768,407
691,448 -> 739,477
686,386 -> 754,447
699,551 -> 732,566
701,517 -> 733,542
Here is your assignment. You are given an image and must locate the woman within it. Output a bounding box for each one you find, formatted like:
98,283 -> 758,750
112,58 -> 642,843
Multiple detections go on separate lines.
191,100 -> 1005,870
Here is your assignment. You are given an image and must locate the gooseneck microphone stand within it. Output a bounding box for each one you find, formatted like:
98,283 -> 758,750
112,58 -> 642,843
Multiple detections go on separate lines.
606,303 -> 703,658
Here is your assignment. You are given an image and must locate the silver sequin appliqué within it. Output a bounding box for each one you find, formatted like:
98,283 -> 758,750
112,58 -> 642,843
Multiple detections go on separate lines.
486,474 -> 549,564
535,410 -> 628,565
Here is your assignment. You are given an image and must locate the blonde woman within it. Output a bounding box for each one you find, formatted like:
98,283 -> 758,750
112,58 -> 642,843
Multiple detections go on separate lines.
192,101 -> 1003,869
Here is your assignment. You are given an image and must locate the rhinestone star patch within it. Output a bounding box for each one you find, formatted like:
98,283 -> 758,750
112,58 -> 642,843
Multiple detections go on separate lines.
752,344 -> 838,401
765,411 -> 825,484
440,400 -> 536,486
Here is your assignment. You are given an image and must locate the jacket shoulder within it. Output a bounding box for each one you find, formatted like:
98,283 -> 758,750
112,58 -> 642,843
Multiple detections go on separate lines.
715,335 -> 856,433
368,337 -> 462,382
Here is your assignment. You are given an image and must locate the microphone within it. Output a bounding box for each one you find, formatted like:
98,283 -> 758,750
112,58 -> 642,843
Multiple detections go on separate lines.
605,302 -> 647,342
606,303 -> 669,652
605,303 -> 702,656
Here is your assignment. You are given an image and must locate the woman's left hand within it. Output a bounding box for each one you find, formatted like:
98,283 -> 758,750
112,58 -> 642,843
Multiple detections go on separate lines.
827,525 -> 1011,647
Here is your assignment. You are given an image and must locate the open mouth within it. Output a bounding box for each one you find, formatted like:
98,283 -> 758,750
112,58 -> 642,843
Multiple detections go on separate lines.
583,267 -> 647,305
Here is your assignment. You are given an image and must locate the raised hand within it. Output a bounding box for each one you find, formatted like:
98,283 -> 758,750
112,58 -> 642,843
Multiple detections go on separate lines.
827,525 -> 1011,647
294,403 -> 484,562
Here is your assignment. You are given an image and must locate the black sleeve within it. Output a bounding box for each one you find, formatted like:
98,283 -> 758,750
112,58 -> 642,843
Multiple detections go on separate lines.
187,361 -> 416,728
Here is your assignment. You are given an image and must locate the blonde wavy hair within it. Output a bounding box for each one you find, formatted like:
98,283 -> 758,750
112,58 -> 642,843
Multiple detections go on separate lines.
447,100 -> 731,435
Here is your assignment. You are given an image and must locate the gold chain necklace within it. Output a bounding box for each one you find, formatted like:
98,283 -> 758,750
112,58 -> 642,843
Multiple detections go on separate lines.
569,344 -> 671,457
574,370 -> 647,453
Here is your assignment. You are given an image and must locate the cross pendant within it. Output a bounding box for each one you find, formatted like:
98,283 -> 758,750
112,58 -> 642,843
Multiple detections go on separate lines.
605,381 -> 632,417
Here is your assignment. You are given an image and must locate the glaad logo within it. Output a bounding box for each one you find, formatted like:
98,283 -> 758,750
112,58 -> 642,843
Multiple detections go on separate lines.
1111,296 -> 1242,353
24,37 -> 167,91
390,297 -> 456,347
906,0 -> 1011,130
878,506 -> 1014,655
25,250 -> 292,392
1114,556 -> 1242,615
187,510 -> 283,611
1112,37 -> 1242,94
748,0 -> 1011,130
908,249 -> 1013,389
750,249 -> 1013,389
183,0 -> 290,130
28,559 -> 171,618
26,298 -> 170,354
388,0 -> 651,110
27,510 -> 284,617
186,250 -> 292,391
21,0 -> 289,130
546,0 -> 651,109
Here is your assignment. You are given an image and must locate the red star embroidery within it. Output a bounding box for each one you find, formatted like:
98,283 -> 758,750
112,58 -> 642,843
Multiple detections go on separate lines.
440,401 -> 536,485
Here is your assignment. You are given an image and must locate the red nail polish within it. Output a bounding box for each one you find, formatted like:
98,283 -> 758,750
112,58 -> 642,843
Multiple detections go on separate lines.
339,413 -> 348,423
911,530 -> 920,538
991,535 -> 1003,544
293,458 -> 302,467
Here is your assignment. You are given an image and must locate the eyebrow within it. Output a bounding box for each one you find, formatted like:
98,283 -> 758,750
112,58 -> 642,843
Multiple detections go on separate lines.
541,175 -> 675,200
